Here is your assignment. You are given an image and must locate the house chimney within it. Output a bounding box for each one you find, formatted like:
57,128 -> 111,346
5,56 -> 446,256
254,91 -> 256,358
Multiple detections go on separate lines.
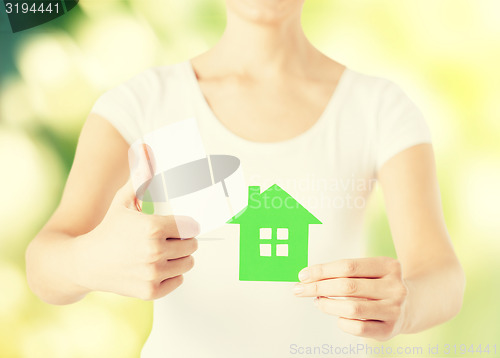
248,186 -> 260,207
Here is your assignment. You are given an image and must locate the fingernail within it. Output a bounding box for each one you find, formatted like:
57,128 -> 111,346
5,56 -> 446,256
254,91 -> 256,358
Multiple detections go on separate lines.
190,220 -> 201,237
298,269 -> 309,282
293,284 -> 304,294
176,216 -> 201,239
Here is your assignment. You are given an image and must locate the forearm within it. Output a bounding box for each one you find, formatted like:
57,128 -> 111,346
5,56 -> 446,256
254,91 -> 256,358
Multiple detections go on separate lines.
25,230 -> 91,305
401,256 -> 465,334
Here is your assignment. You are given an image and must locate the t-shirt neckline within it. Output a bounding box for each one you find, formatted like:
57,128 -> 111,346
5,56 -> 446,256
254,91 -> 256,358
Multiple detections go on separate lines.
183,60 -> 353,149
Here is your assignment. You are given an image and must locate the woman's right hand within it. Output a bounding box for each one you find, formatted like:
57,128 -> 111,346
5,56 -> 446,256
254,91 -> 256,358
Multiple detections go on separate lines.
73,178 -> 200,300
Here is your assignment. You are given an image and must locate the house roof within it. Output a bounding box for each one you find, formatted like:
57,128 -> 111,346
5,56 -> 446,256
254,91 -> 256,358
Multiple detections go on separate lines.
227,184 -> 322,225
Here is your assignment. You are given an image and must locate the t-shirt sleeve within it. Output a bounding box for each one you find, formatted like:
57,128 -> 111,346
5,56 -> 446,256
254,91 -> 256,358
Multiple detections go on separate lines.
375,81 -> 432,171
90,69 -> 157,145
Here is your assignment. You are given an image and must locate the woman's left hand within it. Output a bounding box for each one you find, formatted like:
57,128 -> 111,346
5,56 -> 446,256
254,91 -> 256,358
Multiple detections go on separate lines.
293,256 -> 409,341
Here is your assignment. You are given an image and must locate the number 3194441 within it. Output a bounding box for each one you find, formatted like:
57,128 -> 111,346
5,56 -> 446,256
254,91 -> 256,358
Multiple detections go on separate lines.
5,2 -> 60,14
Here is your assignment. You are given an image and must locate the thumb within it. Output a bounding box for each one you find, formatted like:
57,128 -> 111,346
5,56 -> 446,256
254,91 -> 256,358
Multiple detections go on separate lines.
113,143 -> 156,210
112,176 -> 140,210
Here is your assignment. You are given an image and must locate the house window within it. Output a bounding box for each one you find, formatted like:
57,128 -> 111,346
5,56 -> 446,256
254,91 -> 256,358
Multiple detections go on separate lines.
260,244 -> 272,256
258,228 -> 289,257
276,244 -> 288,257
259,228 -> 272,240
277,228 -> 288,240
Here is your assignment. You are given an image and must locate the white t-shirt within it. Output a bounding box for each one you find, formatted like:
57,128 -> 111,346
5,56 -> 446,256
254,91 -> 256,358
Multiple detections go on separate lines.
91,61 -> 432,358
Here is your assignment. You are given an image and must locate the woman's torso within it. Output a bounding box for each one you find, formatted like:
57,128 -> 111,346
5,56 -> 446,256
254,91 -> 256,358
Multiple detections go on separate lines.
139,61 -> 377,357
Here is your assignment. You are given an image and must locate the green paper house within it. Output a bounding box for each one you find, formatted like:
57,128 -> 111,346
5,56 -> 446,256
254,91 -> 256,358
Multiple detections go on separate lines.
227,184 -> 322,282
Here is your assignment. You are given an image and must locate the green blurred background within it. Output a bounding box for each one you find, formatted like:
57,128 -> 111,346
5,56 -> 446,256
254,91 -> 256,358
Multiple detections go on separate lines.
1,0 -> 499,357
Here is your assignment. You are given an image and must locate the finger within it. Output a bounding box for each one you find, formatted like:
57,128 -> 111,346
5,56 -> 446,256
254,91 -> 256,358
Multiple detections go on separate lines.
294,277 -> 391,300
162,238 -> 198,260
114,143 -> 156,211
148,215 -> 201,240
162,255 -> 195,280
128,142 -> 156,203
337,317 -> 393,340
145,275 -> 184,301
299,257 -> 394,283
314,297 -> 391,321
112,176 -> 141,211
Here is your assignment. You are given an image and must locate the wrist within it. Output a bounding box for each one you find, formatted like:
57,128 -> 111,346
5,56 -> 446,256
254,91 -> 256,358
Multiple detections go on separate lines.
68,232 -> 94,298
27,231 -> 92,305
400,278 -> 415,334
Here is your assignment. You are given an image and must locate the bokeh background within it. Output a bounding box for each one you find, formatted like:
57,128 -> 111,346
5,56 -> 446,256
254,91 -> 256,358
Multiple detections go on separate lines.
1,0 -> 499,357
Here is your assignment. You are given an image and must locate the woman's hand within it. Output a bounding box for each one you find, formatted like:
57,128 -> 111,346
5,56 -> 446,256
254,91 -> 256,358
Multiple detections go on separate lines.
72,178 -> 200,301
293,256 -> 409,341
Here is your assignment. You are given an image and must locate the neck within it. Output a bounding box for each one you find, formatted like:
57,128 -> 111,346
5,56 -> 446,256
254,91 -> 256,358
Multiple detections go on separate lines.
199,9 -> 319,78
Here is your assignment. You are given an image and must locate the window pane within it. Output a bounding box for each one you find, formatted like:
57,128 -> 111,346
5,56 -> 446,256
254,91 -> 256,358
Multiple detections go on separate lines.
260,244 -> 272,256
277,228 -> 288,240
276,244 -> 288,256
259,228 -> 272,240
